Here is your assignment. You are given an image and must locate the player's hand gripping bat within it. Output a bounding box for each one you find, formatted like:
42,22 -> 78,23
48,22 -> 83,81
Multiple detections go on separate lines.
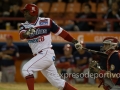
25,27 -> 36,36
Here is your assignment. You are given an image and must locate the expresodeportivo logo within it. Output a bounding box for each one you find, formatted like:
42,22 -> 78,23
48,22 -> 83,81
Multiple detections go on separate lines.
47,72 -> 120,79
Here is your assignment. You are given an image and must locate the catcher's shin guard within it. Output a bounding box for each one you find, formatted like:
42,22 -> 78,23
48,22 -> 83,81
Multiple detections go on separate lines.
63,82 -> 77,90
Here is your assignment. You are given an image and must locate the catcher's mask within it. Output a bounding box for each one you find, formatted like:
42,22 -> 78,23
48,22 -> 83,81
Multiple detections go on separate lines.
101,37 -> 119,53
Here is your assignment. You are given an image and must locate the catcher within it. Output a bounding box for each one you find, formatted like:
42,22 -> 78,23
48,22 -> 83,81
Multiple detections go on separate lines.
89,37 -> 120,90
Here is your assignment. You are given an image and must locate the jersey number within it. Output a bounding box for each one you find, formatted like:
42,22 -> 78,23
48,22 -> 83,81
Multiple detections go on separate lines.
38,36 -> 44,42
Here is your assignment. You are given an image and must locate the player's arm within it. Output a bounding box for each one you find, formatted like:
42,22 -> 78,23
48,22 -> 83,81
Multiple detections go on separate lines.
20,31 -> 29,39
2,50 -> 13,54
19,25 -> 28,39
50,19 -> 82,50
2,53 -> 19,61
1,47 -> 13,60
58,30 -> 78,44
1,46 -> 12,54
1,45 -> 19,60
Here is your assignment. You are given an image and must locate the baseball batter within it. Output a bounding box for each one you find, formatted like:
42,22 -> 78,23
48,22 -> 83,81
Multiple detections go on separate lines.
19,4 -> 82,90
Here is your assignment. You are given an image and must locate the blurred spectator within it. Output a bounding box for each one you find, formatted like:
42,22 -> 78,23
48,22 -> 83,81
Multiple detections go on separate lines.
8,4 -> 23,30
56,44 -> 75,83
0,0 -> 14,31
73,44 -> 95,84
62,3 -> 98,31
2,0 -> 12,17
75,3 -> 97,31
102,2 -> 120,31
0,34 -> 19,83
62,20 -> 79,31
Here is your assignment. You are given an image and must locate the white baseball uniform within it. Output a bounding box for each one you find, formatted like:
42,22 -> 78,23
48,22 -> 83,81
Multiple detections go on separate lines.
19,17 -> 65,89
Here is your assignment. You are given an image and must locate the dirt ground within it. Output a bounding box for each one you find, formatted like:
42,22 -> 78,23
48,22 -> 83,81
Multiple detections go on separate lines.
0,83 -> 103,90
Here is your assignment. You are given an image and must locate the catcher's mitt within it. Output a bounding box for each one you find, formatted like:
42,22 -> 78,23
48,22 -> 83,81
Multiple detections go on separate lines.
89,60 -> 99,73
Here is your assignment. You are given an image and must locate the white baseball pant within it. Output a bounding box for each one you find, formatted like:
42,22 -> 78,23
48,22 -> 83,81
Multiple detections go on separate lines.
22,48 -> 65,90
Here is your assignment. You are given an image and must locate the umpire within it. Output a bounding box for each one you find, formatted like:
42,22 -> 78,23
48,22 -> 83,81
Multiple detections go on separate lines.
0,34 -> 19,83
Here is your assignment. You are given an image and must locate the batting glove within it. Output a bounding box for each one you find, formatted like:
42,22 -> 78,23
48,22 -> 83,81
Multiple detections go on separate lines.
26,27 -> 36,36
74,42 -> 83,50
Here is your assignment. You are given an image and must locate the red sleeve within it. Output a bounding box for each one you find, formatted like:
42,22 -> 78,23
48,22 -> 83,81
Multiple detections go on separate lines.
59,30 -> 74,42
19,31 -> 26,39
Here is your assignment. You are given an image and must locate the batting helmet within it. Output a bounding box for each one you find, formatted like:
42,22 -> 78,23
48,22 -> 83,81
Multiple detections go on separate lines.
22,4 -> 38,16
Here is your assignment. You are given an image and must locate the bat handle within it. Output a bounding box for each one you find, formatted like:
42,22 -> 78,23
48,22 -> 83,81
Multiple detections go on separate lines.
82,48 -> 97,53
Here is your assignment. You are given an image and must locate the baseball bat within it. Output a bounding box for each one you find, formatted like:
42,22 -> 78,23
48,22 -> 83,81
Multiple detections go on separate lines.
82,48 -> 108,58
